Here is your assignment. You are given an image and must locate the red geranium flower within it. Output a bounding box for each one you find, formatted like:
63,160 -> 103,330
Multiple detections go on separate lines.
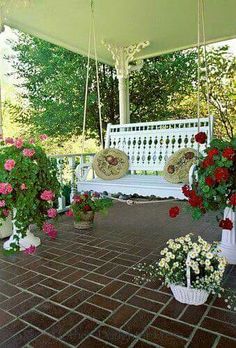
169,206 -> 180,218
201,156 -> 214,168
207,148 -> 219,159
187,190 -> 203,207
229,193 -> 236,206
214,167 -> 230,183
182,185 -> 191,198
65,209 -> 74,217
205,176 -> 215,187
83,205 -> 92,212
219,218 -> 233,230
222,147 -> 235,161
73,195 -> 82,204
195,132 -> 207,144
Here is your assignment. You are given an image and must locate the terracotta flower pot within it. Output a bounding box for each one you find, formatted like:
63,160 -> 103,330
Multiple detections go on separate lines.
74,211 -> 95,230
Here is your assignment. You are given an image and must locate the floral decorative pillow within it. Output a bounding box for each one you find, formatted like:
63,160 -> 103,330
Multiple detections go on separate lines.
164,148 -> 197,184
93,148 -> 129,180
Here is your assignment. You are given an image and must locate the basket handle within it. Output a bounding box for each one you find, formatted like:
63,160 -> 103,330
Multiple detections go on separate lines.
186,252 -> 191,289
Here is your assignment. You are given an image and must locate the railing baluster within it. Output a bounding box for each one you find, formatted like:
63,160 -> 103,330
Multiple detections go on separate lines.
68,156 -> 76,203
56,158 -> 66,212
50,153 -> 96,212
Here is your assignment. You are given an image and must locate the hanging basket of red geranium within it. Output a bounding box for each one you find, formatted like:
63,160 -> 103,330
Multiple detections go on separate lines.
180,134 -> 236,229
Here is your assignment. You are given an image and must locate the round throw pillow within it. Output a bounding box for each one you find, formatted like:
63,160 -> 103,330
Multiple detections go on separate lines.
163,148 -> 197,184
93,148 -> 129,180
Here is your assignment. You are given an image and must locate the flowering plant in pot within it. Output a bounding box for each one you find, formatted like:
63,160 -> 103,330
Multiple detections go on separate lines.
0,135 -> 60,253
182,135 -> 236,224
66,191 -> 113,230
135,234 -> 236,307
169,133 -> 236,263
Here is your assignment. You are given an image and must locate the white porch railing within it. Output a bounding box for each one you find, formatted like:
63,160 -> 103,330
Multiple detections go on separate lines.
50,153 -> 95,212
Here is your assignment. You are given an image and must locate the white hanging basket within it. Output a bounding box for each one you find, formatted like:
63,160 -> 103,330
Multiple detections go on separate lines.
169,252 -> 209,305
170,284 -> 209,305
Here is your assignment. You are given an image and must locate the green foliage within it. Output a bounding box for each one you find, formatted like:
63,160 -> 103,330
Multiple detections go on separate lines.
0,137 -> 61,250
5,32 -> 236,144
185,137 -> 236,221
7,31 -> 196,141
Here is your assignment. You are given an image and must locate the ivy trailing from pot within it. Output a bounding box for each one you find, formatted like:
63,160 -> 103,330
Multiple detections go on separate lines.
66,191 -> 113,230
134,234 -> 236,308
0,135 -> 60,253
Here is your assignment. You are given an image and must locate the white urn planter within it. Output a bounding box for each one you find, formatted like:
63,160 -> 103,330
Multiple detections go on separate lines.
220,207 -> 236,264
0,217 -> 13,239
3,209 -> 41,251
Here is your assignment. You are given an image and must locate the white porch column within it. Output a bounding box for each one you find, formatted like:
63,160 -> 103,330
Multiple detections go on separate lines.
103,41 -> 150,124
118,77 -> 129,124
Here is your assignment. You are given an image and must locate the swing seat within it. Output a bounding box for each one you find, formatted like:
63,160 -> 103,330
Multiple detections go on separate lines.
76,117 -> 213,199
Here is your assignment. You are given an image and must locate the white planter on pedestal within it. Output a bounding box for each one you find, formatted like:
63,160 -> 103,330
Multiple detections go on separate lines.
220,207 -> 236,264
0,217 -> 13,239
3,209 -> 41,251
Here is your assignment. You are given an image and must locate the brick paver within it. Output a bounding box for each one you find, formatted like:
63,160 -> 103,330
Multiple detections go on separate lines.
0,201 -> 236,347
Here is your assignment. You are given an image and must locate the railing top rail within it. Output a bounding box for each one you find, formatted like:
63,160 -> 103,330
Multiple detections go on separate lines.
50,153 -> 96,158
108,116 -> 213,130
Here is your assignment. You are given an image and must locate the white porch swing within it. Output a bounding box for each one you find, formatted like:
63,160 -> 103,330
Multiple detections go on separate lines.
76,0 -> 213,200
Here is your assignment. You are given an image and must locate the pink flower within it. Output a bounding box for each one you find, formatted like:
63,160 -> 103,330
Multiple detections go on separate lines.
22,148 -> 35,158
5,137 -> 14,145
14,138 -> 24,149
2,209 -> 10,217
0,200 -> 6,207
39,134 -> 48,141
29,138 -> 35,144
0,183 -> 13,195
23,245 -> 36,255
40,190 -> 55,201
65,209 -> 73,217
47,208 -> 57,218
42,222 -> 57,239
20,183 -> 27,190
4,159 -> 16,171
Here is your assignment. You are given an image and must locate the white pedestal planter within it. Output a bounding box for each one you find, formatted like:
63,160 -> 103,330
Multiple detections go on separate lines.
3,230 -> 41,251
220,207 -> 236,264
0,217 -> 13,239
3,209 -> 41,251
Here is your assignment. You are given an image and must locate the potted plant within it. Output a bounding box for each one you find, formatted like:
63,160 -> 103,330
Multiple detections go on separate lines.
0,135 -> 60,253
135,234 -> 236,307
66,191 -> 113,230
169,133 -> 236,264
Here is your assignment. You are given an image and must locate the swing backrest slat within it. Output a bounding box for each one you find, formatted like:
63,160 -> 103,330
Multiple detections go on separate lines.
105,116 -> 213,172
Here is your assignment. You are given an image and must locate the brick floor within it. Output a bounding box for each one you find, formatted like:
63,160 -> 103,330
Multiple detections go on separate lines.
0,201 -> 236,347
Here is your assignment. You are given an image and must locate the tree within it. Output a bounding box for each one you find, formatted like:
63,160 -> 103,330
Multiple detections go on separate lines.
7,31 -> 236,142
200,46 -> 236,139
7,31 -> 196,142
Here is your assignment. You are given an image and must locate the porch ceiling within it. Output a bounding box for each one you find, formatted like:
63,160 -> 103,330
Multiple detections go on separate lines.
4,0 -> 236,65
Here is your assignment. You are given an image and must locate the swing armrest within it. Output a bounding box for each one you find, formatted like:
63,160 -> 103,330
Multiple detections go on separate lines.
75,162 -> 94,182
189,164 -> 198,186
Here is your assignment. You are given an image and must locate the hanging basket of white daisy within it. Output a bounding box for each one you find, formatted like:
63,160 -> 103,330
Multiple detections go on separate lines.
135,234 -> 236,307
